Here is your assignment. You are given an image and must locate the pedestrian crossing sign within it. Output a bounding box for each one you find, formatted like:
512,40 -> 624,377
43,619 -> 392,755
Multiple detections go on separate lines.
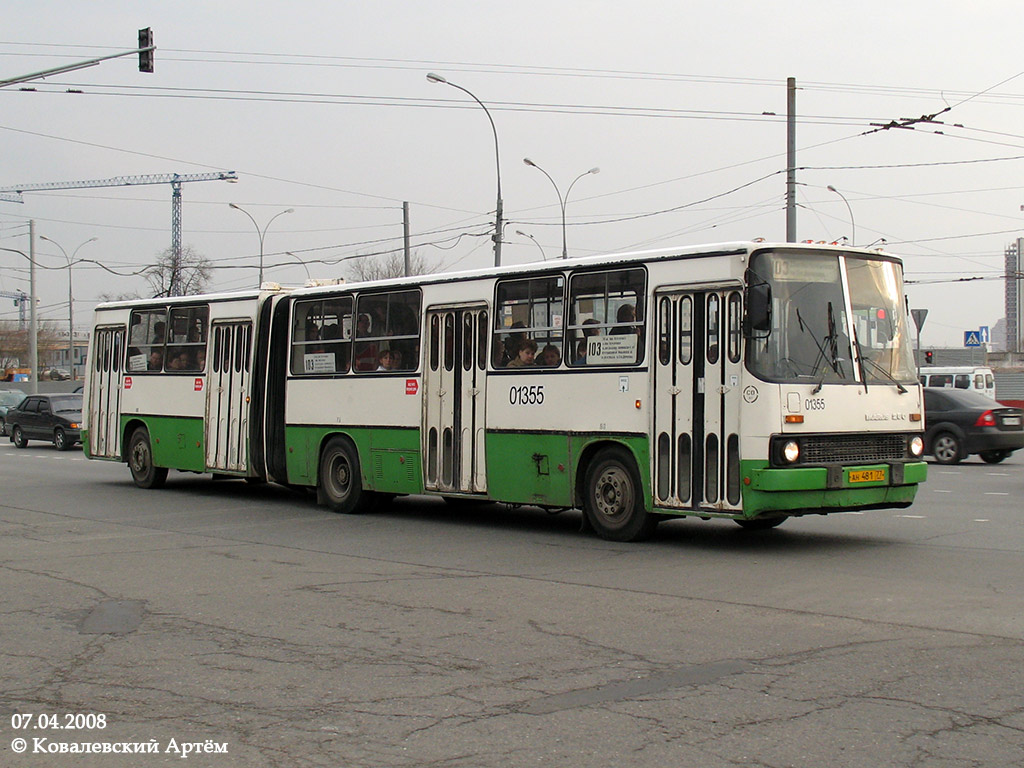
963,331 -> 981,347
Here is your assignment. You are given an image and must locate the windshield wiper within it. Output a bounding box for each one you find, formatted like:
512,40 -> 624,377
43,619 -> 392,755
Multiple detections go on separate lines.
799,303 -> 846,394
852,326 -> 907,394
810,302 -> 848,395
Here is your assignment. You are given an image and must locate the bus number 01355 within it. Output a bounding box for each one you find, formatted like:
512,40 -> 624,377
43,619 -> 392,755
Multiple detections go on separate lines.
509,385 -> 545,406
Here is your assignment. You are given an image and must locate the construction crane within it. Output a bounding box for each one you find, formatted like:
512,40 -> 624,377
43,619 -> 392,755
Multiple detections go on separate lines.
0,289 -> 30,327
0,171 -> 238,294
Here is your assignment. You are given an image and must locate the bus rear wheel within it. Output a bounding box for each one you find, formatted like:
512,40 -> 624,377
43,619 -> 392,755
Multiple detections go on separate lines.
318,438 -> 371,514
127,428 -> 168,489
583,448 -> 657,542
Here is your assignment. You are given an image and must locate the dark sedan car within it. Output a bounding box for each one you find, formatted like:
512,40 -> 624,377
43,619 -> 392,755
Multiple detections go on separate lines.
923,388 -> 1024,464
0,388 -> 25,436
6,393 -> 83,451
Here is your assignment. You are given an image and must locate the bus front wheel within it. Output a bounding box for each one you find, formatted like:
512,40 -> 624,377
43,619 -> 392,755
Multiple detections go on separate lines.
583,448 -> 657,542
127,428 -> 168,489
318,438 -> 371,514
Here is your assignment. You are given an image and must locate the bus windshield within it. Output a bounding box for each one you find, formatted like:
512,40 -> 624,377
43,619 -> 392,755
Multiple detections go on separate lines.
747,250 -> 917,386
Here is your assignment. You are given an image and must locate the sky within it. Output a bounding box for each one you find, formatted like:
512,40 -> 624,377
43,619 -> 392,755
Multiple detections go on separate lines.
1,0 -> 1023,348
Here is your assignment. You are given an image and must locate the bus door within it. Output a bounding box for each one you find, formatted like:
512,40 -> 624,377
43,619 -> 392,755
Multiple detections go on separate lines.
653,288 -> 743,512
88,326 -> 124,459
205,321 -> 253,473
423,305 -> 488,495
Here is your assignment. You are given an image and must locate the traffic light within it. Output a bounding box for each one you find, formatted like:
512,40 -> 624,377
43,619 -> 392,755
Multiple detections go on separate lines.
138,28 -> 154,73
924,350 -> 933,364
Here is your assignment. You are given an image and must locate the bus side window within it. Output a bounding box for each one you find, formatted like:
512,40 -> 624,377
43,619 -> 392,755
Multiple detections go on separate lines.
167,305 -> 209,372
567,268 -> 646,367
291,296 -> 353,375
493,275 -> 564,369
954,374 -> 969,389
127,308 -> 167,372
354,290 -> 421,373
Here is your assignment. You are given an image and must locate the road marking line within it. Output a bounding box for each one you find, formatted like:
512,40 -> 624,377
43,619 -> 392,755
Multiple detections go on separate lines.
896,514 -> 926,519
973,519 -> 990,523
932,489 -> 951,493
983,492 -> 1009,496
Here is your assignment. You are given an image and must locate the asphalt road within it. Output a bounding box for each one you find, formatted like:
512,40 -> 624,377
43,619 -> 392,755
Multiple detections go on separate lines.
1,442 -> 1021,767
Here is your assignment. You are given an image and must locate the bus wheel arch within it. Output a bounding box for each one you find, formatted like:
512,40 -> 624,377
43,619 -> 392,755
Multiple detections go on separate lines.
127,426 -> 168,489
317,435 -> 372,514
579,443 -> 657,542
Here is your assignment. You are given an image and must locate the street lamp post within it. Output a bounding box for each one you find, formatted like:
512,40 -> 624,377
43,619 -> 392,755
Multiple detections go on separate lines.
39,235 -> 97,381
228,204 -> 295,286
515,230 -> 547,261
827,185 -> 855,246
284,251 -> 312,282
427,72 -> 504,268
523,159 -> 599,259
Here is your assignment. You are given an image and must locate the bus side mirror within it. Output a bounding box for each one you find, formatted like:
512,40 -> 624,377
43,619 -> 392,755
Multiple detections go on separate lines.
745,282 -> 771,335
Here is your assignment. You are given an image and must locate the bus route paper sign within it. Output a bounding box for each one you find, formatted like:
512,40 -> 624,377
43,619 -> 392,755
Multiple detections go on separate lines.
586,335 -> 638,365
302,353 -> 336,374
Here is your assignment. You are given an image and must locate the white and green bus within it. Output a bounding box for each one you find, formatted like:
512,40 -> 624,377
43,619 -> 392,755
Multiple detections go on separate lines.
84,241 -> 927,541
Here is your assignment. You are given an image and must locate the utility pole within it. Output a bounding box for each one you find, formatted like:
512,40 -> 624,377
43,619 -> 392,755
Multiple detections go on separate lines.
786,77 -> 797,243
28,221 -> 37,394
403,202 -> 411,277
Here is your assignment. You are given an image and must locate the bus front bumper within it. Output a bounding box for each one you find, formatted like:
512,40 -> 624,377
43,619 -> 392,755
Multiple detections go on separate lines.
741,461 -> 927,515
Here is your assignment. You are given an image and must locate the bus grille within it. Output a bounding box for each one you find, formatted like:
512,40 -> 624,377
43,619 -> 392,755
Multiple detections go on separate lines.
801,434 -> 906,464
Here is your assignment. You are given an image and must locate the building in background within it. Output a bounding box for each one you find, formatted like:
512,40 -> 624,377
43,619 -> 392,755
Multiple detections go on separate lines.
1006,238 -> 1022,355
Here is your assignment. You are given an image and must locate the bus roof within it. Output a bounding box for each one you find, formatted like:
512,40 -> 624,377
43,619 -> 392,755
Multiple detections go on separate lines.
93,240 -> 902,309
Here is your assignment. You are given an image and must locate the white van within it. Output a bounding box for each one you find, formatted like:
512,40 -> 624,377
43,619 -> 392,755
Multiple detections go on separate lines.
919,366 -> 995,399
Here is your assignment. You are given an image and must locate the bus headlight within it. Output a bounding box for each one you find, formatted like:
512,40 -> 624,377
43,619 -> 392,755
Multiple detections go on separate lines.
782,440 -> 800,463
909,435 -> 924,457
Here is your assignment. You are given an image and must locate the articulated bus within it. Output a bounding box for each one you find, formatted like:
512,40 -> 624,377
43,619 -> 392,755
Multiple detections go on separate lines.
84,242 -> 927,541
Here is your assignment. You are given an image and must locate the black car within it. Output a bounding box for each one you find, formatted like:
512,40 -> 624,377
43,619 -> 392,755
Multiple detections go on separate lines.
6,393 -> 83,451
0,389 -> 25,436
923,388 -> 1024,464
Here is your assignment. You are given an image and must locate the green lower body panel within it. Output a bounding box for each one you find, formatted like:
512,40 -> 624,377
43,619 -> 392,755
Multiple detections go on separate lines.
120,415 -> 206,472
740,460 -> 927,516
284,425 -> 422,495
485,432 -> 651,507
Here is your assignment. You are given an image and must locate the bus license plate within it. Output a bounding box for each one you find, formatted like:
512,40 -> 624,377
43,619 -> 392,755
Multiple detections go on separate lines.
849,469 -> 885,483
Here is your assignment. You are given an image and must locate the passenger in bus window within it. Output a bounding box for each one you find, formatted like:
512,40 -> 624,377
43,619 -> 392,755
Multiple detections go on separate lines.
377,349 -> 396,371
147,349 -> 163,371
151,321 -> 166,344
611,304 -> 638,334
573,340 -> 588,365
540,344 -> 561,367
196,348 -> 207,371
508,338 -> 538,367
500,321 -> 527,367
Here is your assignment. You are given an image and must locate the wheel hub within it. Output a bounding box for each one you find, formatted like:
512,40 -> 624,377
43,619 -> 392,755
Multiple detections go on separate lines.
595,468 -> 629,519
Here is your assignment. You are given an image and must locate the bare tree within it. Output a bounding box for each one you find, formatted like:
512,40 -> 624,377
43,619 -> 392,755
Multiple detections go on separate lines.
345,250 -> 439,283
145,245 -> 212,297
96,291 -> 142,303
